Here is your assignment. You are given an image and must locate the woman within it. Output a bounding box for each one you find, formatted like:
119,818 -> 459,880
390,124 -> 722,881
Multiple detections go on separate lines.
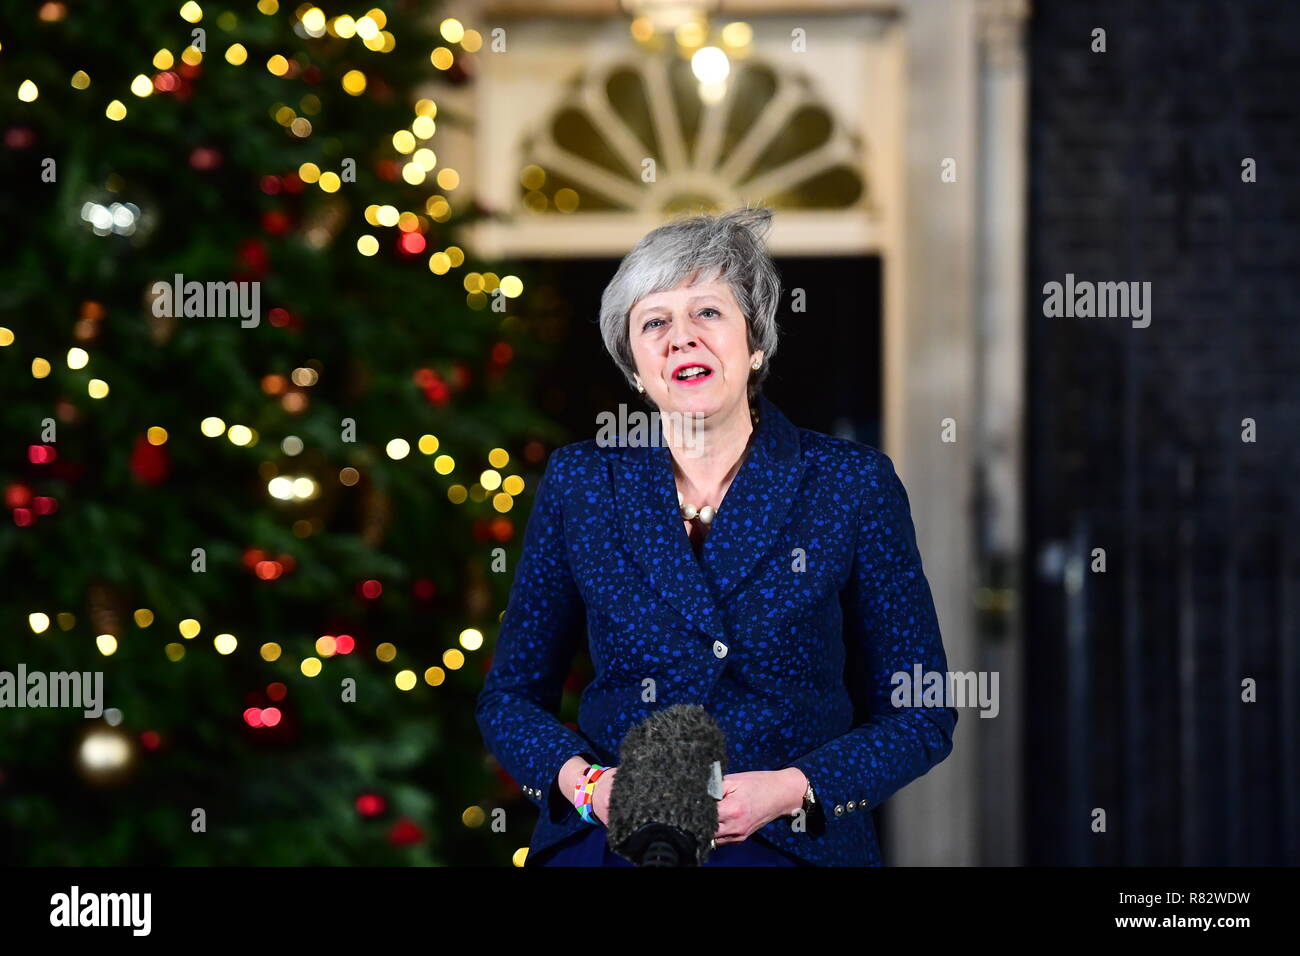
475,206 -> 956,866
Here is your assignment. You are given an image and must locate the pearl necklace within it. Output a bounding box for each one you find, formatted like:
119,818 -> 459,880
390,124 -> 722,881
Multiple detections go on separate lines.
677,492 -> 718,525
676,404 -> 760,525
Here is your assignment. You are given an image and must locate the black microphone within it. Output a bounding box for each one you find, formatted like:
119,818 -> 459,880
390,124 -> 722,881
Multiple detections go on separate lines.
605,703 -> 727,866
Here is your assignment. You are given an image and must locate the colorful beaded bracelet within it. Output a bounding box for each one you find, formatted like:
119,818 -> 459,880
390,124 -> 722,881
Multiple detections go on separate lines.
573,764 -> 608,824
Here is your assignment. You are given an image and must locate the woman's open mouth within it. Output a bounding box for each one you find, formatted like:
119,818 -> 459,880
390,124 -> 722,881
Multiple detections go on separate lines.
672,364 -> 715,385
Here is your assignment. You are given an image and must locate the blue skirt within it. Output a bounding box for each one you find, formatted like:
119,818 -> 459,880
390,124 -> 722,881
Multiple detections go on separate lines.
537,824 -> 807,867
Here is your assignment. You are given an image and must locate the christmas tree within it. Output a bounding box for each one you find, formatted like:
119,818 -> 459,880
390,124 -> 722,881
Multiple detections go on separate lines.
0,0 -> 562,865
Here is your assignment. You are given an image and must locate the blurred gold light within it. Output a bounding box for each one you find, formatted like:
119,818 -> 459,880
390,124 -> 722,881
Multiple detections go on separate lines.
392,129 -> 416,154
334,14 -> 357,37
355,15 -> 379,39
493,492 -> 514,513
18,80 -> 39,102
132,74 -> 155,97
214,633 -> 237,655
342,69 -> 366,95
418,434 -> 440,455
227,424 -> 253,445
29,613 -> 50,634
298,162 -> 321,184
165,642 -> 185,661
488,448 -> 509,469
463,806 -> 486,827
439,18 -> 465,42
357,235 -> 379,256
401,163 -> 426,185
395,670 -> 417,691
503,474 -> 525,495
415,98 -> 437,117
0,328 -> 13,347
147,426 -> 168,445
200,416 -> 226,437
319,171 -> 341,192
424,666 -> 445,686
377,205 -> 399,227
225,43 -> 248,65
434,454 -> 454,475
520,165 -> 545,190
512,847 -> 529,867
181,46 -> 203,66
258,0 -> 278,12
462,29 -> 483,52
70,71 -> 90,90
267,54 -> 289,75
261,642 -> 282,661
290,117 -> 312,137
721,21 -> 753,48
442,648 -> 465,670
459,628 -> 484,651
316,635 -> 337,657
436,168 -> 460,190
413,148 -> 437,171
386,438 -> 411,460
555,188 -> 580,213
302,7 -> 326,33
153,50 -> 175,70
412,115 -> 435,139
300,657 -> 322,677
630,17 -> 654,43
376,642 -> 397,662
66,347 -> 89,369
428,252 -> 450,275
96,634 -> 118,656
105,100 -> 127,121
179,1 -> 203,23
179,618 -> 201,639
430,47 -> 454,70
88,379 -> 110,399
480,469 -> 502,491
447,484 -> 467,504
500,275 -> 524,298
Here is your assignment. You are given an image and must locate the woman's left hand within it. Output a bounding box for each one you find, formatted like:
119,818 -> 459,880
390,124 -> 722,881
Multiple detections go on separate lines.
714,769 -> 805,844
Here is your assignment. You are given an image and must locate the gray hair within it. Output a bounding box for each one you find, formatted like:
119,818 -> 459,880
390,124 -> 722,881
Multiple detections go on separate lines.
598,205 -> 782,402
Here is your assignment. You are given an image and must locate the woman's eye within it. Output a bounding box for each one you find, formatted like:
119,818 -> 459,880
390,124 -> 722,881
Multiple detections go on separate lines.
643,318 -> 665,330
698,308 -> 720,318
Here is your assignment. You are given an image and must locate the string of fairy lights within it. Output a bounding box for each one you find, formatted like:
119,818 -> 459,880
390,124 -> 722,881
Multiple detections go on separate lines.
7,4 -> 537,704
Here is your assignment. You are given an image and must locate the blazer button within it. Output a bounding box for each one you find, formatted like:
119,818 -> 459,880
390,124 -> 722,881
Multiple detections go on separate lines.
712,640 -> 728,659
833,804 -> 845,817
846,801 -> 856,812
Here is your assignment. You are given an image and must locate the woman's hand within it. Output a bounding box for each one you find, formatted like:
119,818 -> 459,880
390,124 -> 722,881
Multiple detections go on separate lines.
714,769 -> 807,844
591,766 -> 618,825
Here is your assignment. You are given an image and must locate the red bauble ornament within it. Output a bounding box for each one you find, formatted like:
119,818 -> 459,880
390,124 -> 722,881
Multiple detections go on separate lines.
129,435 -> 170,485
386,817 -> 424,846
262,210 -> 291,235
356,793 -> 385,818
235,238 -> 269,278
189,146 -> 221,170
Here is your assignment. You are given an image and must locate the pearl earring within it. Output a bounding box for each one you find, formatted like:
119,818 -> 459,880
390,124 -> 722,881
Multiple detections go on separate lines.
751,359 -> 761,370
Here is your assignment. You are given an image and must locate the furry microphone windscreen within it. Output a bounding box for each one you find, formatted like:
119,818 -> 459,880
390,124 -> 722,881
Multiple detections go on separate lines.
606,703 -> 728,866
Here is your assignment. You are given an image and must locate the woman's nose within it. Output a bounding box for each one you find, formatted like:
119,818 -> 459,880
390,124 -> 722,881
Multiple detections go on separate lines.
670,319 -> 698,351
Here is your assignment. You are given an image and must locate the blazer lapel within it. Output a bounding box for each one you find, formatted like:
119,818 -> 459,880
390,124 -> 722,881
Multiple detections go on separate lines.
610,394 -> 806,641
613,431 -> 728,642
698,394 -> 806,601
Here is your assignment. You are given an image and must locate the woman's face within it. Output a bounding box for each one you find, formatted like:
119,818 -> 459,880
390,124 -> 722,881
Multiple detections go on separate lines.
627,273 -> 761,421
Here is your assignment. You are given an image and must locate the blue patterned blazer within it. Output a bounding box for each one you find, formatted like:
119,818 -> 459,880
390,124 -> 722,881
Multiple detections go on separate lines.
475,393 -> 957,866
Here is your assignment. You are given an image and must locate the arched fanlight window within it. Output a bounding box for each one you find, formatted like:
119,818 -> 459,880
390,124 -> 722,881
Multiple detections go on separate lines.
517,53 -> 865,215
